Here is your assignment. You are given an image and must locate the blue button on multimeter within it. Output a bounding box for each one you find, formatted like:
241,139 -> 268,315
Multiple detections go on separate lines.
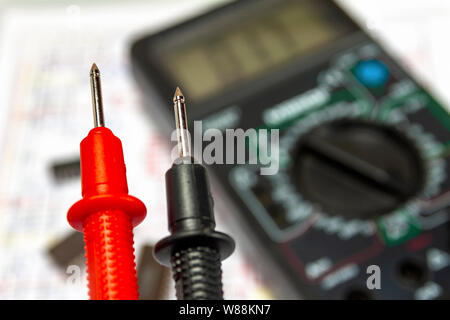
354,59 -> 390,88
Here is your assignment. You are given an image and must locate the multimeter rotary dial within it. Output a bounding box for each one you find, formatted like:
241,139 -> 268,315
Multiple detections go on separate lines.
292,119 -> 425,220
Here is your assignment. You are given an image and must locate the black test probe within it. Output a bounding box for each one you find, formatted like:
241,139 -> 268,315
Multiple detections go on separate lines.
154,87 -> 235,300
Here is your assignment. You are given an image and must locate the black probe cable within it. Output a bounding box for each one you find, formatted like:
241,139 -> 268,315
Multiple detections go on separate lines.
154,87 -> 235,300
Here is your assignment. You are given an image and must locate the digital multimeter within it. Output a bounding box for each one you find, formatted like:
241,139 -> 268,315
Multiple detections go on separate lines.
131,0 -> 450,299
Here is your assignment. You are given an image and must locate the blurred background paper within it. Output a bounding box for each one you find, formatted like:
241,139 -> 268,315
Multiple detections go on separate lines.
0,0 -> 448,299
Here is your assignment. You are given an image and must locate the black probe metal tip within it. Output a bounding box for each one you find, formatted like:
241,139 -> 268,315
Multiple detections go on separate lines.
173,87 -> 191,159
154,87 -> 235,300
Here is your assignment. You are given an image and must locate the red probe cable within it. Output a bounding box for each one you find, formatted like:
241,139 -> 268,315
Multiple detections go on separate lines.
67,64 -> 146,299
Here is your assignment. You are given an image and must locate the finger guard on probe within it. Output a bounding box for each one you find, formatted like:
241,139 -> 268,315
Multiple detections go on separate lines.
67,127 -> 146,231
154,162 -> 234,266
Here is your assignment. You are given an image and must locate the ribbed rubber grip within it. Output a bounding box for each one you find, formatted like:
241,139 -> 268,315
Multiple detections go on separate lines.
83,210 -> 139,300
171,246 -> 224,300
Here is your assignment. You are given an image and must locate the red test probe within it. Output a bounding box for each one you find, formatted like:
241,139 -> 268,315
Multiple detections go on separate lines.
67,64 -> 146,299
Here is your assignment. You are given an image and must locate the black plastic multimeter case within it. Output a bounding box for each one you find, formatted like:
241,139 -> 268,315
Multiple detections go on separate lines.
131,0 -> 450,299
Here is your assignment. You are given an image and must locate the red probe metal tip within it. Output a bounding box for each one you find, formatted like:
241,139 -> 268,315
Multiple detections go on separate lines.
90,63 -> 105,127
67,64 -> 146,300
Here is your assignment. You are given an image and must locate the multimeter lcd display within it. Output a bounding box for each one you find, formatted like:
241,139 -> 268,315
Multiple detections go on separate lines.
152,0 -> 355,102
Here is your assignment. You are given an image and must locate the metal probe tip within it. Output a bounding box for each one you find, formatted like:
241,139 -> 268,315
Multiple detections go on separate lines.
90,63 -> 105,127
172,87 -> 191,158
173,86 -> 184,102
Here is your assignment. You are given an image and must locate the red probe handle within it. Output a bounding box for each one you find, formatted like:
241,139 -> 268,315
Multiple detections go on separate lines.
68,127 -> 146,300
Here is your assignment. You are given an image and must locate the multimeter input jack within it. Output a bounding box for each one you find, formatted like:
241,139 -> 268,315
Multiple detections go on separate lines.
397,258 -> 429,288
